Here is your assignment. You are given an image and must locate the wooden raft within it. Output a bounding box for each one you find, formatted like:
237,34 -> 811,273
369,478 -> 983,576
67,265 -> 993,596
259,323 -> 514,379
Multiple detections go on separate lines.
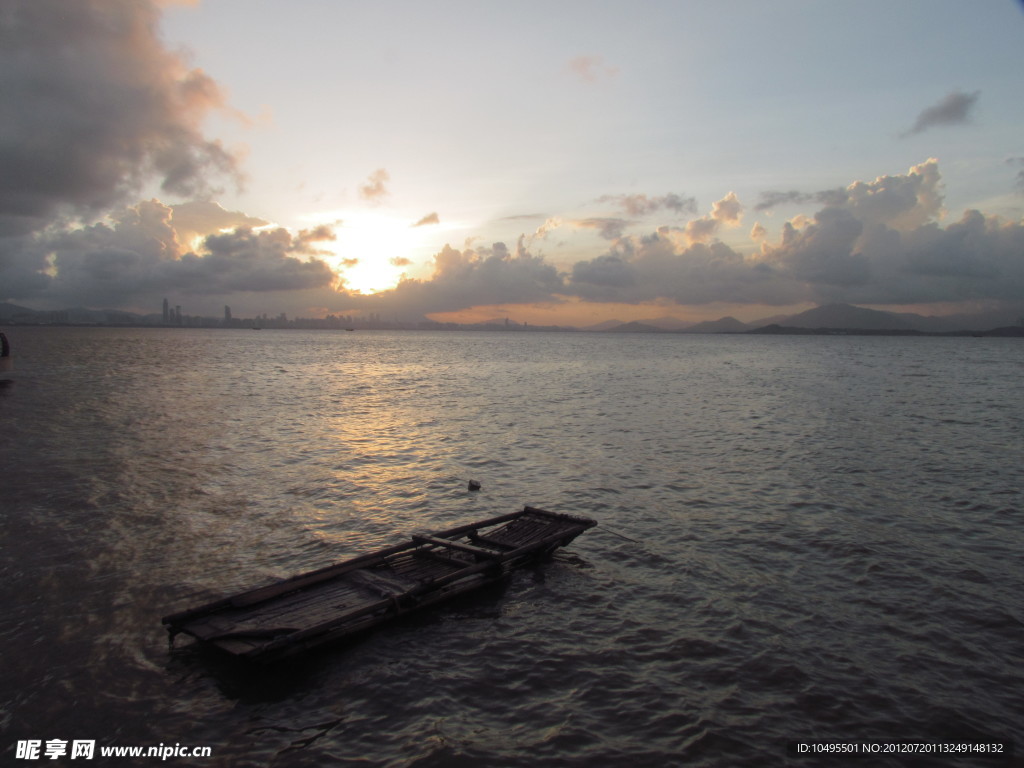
162,506 -> 596,662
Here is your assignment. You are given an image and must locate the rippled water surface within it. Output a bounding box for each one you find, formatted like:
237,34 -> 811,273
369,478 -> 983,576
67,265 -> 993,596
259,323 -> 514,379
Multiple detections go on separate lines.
1,327 -> 1022,766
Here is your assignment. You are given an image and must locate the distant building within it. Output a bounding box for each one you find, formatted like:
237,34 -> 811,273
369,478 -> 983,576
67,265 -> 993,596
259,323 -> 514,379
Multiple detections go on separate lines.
162,298 -> 169,324
224,305 -> 232,324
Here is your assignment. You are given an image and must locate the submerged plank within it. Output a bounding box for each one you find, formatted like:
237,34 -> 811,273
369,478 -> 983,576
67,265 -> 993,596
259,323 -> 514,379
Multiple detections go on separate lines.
162,506 -> 596,662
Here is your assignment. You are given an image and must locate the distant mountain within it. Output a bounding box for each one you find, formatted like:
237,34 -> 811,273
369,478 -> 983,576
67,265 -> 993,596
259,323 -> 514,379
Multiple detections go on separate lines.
749,313 -> 794,328
604,321 -> 665,333
1,303 -> 153,325
746,303 -> 1024,334
583,319 -> 628,331
905,308 -> 1024,332
644,316 -> 695,331
680,316 -> 749,333
0,302 -> 38,320
583,317 -> 693,331
779,304 -> 917,331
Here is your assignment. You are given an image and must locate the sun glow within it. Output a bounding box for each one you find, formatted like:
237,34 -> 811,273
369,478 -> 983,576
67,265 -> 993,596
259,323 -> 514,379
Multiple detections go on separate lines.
326,211 -> 431,294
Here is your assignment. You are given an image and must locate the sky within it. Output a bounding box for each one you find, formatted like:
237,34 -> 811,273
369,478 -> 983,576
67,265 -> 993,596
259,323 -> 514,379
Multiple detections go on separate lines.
2,0 -> 1023,326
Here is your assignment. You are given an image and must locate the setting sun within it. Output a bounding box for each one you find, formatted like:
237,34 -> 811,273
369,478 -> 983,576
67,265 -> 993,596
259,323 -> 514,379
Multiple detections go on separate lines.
326,211 -> 430,294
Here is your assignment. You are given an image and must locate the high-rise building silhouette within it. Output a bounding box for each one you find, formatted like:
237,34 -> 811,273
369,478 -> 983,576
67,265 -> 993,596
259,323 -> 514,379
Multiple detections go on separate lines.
162,298 -> 169,324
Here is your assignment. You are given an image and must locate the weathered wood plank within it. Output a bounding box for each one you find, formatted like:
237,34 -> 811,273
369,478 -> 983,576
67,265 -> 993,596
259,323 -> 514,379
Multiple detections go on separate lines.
411,534 -> 502,559
467,533 -> 516,550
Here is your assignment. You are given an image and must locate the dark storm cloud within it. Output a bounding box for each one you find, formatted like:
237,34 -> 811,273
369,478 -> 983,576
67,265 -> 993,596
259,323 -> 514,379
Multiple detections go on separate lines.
0,0 -> 242,237
902,90 -> 980,136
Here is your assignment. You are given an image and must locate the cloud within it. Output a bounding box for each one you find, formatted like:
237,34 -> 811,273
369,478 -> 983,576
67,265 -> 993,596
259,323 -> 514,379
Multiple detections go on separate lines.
1008,157 -> 1024,193
679,192 -> 745,245
413,212 -> 440,227
710,192 -> 743,226
755,160 -> 942,229
532,217 -> 563,239
575,218 -> 630,241
337,160 -> 1022,318
500,213 -> 548,222
359,169 -> 390,203
7,199 -> 335,309
756,161 -> 1023,305
562,160 -> 1024,311
843,158 -> 943,230
598,193 -> 698,217
568,229 -> 800,306
568,55 -> 618,83
0,0 -> 242,238
345,239 -> 564,319
683,217 -> 719,244
771,208 -> 869,287
169,201 -> 269,246
902,90 -> 980,136
755,188 -> 851,212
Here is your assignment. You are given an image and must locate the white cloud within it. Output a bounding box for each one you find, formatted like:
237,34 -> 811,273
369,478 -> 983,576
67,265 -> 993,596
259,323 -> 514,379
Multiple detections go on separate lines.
359,169 -> 390,204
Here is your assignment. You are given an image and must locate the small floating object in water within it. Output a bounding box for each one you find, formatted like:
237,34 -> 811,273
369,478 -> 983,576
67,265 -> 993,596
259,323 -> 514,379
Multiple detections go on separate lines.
468,480 -> 482,491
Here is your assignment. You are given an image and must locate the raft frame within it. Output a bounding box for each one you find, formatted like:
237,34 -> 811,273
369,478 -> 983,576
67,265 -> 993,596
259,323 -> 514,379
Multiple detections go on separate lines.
162,506 -> 596,662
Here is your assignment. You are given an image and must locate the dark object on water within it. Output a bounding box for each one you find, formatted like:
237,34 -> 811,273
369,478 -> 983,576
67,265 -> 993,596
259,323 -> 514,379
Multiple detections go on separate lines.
162,506 -> 596,663
0,331 -> 11,375
468,479 -> 481,491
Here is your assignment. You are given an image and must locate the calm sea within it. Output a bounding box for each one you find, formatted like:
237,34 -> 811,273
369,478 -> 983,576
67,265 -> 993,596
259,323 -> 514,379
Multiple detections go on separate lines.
1,327 -> 1021,767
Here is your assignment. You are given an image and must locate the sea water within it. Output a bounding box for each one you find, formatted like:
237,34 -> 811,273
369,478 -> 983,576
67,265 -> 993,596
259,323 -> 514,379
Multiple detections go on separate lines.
1,327 -> 1021,766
